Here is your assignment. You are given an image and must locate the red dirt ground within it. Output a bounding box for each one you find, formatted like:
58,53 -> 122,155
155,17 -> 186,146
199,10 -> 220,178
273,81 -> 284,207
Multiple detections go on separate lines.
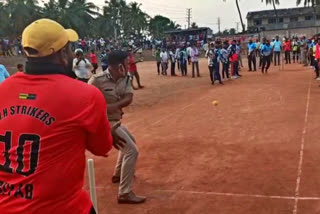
82,58 -> 320,214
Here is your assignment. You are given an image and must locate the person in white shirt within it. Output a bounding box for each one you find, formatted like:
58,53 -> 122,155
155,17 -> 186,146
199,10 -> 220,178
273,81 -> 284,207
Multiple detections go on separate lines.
205,43 -> 215,84
191,43 -> 200,78
87,39 -> 92,49
175,47 -> 180,71
92,39 -> 96,51
73,49 -> 92,82
187,45 -> 192,65
169,48 -> 177,76
160,49 -> 169,75
205,42 -> 223,85
100,38 -> 105,48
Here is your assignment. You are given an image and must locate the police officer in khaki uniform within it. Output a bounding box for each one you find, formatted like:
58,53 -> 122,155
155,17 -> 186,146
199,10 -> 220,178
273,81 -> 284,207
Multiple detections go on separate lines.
88,51 -> 146,204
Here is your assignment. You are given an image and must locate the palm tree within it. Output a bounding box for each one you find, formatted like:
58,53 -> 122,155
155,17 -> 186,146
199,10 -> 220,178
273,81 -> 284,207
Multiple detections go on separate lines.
0,0 -> 181,39
5,0 -> 41,36
0,2 -> 12,37
104,0 -> 126,38
126,2 -> 149,37
42,0 -> 99,37
296,0 -> 320,6
149,15 -> 180,38
68,0 -> 99,36
296,0 -> 320,22
261,0 -> 280,22
223,0 -> 245,33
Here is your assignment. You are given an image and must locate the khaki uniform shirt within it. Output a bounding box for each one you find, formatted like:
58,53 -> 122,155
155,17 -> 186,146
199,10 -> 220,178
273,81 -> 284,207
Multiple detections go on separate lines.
89,70 -> 133,122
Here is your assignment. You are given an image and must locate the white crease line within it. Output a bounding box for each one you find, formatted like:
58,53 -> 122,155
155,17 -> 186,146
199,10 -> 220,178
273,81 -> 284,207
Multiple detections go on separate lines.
91,187 -> 320,201
159,189 -> 295,200
150,103 -> 195,126
293,79 -> 312,214
160,190 -> 320,201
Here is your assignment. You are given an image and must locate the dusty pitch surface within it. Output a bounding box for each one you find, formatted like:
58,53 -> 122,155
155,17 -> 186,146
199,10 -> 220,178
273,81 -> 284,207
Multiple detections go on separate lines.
85,59 -> 320,214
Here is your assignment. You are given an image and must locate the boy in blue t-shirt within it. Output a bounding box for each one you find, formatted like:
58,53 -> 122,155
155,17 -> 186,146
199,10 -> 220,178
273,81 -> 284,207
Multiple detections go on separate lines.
247,39 -> 257,71
273,36 -> 282,66
261,40 -> 273,74
100,49 -> 109,71
0,64 -> 10,83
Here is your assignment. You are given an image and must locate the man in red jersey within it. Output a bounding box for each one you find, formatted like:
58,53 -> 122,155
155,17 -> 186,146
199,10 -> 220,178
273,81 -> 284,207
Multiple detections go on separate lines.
0,19 -> 115,214
127,48 -> 144,90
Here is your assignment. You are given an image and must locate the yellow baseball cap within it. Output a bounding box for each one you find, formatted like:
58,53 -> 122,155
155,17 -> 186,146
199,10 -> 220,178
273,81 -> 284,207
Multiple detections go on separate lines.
22,19 -> 78,57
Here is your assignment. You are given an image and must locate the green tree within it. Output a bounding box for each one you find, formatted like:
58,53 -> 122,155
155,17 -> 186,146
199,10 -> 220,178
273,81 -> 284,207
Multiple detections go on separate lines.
229,28 -> 236,35
121,2 -> 149,38
0,0 -> 179,39
149,15 -> 180,39
0,2 -> 12,37
42,0 -> 99,37
222,29 -> 229,35
4,0 -> 41,36
103,0 -> 126,39
191,22 -> 198,28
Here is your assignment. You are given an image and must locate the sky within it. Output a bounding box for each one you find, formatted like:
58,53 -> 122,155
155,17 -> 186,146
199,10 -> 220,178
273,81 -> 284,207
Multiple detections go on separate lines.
93,0 -> 298,33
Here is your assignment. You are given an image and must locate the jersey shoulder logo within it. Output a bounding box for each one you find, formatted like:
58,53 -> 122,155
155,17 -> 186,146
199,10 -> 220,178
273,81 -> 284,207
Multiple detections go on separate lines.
19,93 -> 37,100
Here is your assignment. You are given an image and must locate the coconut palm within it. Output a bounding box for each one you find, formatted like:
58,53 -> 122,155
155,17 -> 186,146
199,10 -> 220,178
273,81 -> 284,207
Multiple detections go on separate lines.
149,15 -> 180,39
5,0 -> 41,36
261,0 -> 280,23
0,2 -> 12,37
42,0 -> 99,37
223,0 -> 245,33
0,0 -> 179,39
124,2 -> 149,37
296,0 -> 320,21
296,0 -> 320,6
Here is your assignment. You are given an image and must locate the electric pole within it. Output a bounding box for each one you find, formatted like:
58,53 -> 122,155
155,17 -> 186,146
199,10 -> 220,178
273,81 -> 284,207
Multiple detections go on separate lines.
236,22 -> 240,33
186,8 -> 192,29
217,17 -> 221,34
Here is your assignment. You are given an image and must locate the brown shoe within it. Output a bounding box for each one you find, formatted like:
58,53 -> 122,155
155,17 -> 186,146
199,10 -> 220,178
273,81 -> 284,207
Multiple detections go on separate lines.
118,191 -> 146,204
112,176 -> 120,184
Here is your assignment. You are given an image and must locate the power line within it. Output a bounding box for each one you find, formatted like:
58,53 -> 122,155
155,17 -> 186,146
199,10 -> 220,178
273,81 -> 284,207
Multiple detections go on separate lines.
186,8 -> 192,29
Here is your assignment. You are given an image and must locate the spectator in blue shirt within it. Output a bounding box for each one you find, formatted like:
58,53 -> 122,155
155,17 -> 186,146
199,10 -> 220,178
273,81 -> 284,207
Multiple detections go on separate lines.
309,40 -> 316,66
261,40 -> 273,74
247,40 -> 257,71
100,49 -> 109,71
0,64 -> 10,83
273,36 -> 282,66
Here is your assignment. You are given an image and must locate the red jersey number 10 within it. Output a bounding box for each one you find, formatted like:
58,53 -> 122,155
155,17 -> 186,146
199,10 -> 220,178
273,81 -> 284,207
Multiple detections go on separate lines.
0,131 -> 40,177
